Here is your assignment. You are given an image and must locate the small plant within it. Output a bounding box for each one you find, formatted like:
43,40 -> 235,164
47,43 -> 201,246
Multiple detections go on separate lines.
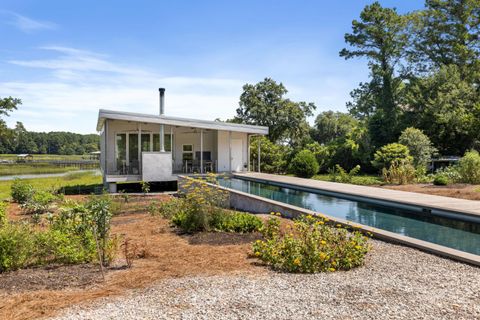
433,175 -> 449,186
149,198 -> 186,219
328,164 -> 361,183
21,190 -> 57,215
382,160 -> 416,185
289,150 -> 320,178
121,237 -> 137,268
11,179 -> 34,204
141,181 -> 150,195
211,211 -> 262,233
118,190 -> 129,203
252,214 -> 370,273
86,195 -> 115,266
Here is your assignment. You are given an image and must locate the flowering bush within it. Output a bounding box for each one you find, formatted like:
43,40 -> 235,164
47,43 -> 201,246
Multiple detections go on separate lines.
252,214 -> 370,273
167,175 -> 262,233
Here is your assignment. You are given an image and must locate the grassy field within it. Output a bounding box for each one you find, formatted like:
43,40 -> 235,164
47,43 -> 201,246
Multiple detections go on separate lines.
0,171 -> 103,200
0,163 -> 82,176
312,174 -> 382,185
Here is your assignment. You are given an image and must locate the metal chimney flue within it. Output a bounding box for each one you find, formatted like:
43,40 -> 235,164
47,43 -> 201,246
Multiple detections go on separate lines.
159,88 -> 165,115
159,88 -> 166,152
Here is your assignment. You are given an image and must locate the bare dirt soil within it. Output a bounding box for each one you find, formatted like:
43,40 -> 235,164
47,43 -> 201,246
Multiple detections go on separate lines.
380,183 -> 480,201
0,194 -> 264,320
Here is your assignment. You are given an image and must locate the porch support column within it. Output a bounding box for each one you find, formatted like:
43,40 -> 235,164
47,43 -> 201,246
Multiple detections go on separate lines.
138,123 -> 142,174
160,124 -> 165,152
229,131 -> 232,172
247,134 -> 251,172
200,129 -> 204,174
257,137 -> 261,173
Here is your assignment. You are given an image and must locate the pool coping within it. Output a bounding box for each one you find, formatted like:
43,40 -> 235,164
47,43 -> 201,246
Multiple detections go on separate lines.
178,175 -> 480,267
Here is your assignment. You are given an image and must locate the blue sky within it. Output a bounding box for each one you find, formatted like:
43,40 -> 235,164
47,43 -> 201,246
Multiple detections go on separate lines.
0,0 -> 424,134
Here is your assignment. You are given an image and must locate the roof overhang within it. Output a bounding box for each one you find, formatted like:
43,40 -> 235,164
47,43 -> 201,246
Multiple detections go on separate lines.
96,109 -> 269,135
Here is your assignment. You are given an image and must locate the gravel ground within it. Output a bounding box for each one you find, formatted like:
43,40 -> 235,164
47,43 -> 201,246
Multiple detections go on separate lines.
54,240 -> 480,320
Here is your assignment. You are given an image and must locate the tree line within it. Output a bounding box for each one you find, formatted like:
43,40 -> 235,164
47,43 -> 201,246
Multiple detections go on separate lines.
0,98 -> 99,155
233,0 -> 480,174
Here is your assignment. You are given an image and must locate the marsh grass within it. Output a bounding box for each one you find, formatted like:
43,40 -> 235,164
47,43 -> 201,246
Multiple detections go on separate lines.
0,171 -> 102,200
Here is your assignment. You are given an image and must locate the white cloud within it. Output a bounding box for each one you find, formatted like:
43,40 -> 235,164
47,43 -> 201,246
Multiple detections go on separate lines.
3,11 -> 56,33
2,46 -> 245,133
2,45 -> 364,133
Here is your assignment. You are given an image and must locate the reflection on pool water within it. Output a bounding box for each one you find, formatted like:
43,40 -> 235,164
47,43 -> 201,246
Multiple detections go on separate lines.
217,177 -> 480,255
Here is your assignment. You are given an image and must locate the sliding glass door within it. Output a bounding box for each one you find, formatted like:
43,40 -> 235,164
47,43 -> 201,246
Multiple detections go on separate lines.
115,132 -> 173,175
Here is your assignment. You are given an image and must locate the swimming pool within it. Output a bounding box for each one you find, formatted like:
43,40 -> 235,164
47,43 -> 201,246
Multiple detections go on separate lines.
217,177 -> 480,256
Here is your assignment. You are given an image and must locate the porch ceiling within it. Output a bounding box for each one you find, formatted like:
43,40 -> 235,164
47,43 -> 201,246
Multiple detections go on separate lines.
97,109 -> 269,135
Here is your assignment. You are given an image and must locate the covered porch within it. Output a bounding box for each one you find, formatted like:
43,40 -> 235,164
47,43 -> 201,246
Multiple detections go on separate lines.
97,109 -> 268,186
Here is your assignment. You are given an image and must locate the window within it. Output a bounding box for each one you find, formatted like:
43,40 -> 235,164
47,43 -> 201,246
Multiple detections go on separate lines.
115,133 -> 126,172
141,133 -> 150,152
153,133 -> 172,152
182,144 -> 193,161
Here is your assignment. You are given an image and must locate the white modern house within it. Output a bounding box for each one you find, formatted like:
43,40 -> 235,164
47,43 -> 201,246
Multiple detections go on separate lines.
97,88 -> 268,192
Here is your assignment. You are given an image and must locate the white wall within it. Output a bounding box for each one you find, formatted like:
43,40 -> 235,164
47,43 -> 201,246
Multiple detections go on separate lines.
216,131 -> 248,172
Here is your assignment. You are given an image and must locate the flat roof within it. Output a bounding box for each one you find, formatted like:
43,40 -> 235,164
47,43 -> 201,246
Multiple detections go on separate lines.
97,109 -> 269,135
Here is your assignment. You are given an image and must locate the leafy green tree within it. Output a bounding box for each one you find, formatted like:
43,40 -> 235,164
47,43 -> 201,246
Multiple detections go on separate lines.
398,127 -> 437,167
250,136 -> 289,173
372,143 -> 413,169
234,78 -> 315,145
305,142 -> 329,172
312,111 -> 358,144
341,2 -> 408,148
403,65 -> 479,154
410,0 -> 480,80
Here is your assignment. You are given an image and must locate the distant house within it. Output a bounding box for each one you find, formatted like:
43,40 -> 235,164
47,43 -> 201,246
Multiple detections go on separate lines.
16,154 -> 33,163
96,88 -> 268,192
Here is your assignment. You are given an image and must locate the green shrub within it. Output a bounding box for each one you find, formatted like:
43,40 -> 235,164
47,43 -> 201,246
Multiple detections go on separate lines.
372,143 -> 413,169
289,150 -> 319,178
328,164 -> 361,183
174,177 -> 260,234
149,197 -> 186,219
305,142 -> 330,172
0,223 -> 35,272
211,211 -> 262,233
21,190 -> 57,215
433,175 -> 449,186
435,166 -> 461,183
252,215 -> 370,273
398,127 -> 437,167
457,150 -> 480,184
382,160 -> 416,185
11,179 -> 34,204
0,202 -> 7,226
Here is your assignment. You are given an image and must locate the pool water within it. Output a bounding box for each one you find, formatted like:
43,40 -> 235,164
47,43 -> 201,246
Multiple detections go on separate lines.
217,177 -> 480,255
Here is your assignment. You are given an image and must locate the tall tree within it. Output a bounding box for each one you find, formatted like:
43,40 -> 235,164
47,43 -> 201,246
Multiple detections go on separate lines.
312,111 -> 358,145
410,0 -> 480,81
340,2 -> 408,148
234,78 -> 315,145
403,64 -> 480,154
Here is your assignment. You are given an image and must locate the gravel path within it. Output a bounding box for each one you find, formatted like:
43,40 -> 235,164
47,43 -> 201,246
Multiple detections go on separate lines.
54,240 -> 480,320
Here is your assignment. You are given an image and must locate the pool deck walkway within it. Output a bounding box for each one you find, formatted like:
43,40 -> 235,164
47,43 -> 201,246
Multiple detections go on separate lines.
234,172 -> 480,217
